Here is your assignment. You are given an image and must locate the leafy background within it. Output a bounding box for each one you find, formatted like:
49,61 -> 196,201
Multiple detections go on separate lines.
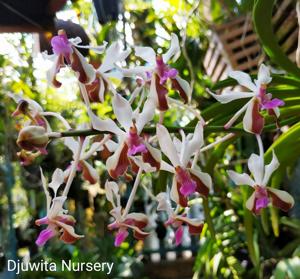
0,0 -> 300,278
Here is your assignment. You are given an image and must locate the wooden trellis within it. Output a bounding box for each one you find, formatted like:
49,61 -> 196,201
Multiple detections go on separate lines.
204,0 -> 299,82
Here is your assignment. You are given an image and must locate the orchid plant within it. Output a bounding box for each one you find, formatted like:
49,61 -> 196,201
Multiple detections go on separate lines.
8,29 -> 295,251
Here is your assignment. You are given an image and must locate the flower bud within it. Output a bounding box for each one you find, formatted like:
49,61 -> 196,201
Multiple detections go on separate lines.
17,126 -> 49,151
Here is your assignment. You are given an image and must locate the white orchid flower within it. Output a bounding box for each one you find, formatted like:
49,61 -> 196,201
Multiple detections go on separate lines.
156,192 -> 203,245
156,122 -> 212,207
47,29 -> 107,87
227,150 -> 294,215
64,135 -> 111,184
89,94 -> 161,179
208,64 -> 285,134
120,34 -> 191,110
35,169 -> 83,246
105,181 -> 149,246
85,42 -> 131,103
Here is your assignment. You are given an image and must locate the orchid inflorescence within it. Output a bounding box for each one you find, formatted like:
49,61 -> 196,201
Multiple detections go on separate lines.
8,30 -> 294,248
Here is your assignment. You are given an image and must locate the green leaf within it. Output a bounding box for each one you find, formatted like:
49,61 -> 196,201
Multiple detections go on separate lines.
253,0 -> 300,77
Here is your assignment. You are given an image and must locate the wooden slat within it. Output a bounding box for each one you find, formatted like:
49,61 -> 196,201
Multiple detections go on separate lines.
211,59 -> 228,82
232,44 -> 261,61
214,16 -> 246,32
226,33 -> 258,50
206,48 -> 222,76
272,0 -> 294,25
203,40 -> 217,69
236,56 -> 260,71
219,23 -> 253,42
281,27 -> 298,53
275,10 -> 297,42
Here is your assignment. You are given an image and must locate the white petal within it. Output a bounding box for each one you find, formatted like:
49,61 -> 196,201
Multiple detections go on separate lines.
87,108 -> 124,136
248,153 -> 264,185
48,196 -> 67,219
227,170 -> 255,187
207,88 -> 254,104
40,168 -> 51,213
64,138 -> 79,156
105,139 -> 119,152
112,94 -> 133,133
117,65 -> 154,78
160,161 -> 175,173
130,156 -> 156,172
134,46 -> 156,64
105,180 -> 120,208
170,176 -> 180,205
173,136 -> 182,154
156,192 -> 173,214
135,98 -> 155,133
99,42 -> 130,73
49,168 -> 65,196
156,124 -> 180,167
255,64 -> 272,86
162,33 -> 180,63
181,122 -> 204,167
263,150 -> 280,186
228,70 -> 257,92
245,192 -> 256,211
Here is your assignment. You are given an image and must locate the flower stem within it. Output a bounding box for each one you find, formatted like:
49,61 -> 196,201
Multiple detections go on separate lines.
203,197 -> 216,241
48,114 -> 298,139
122,168 -> 143,217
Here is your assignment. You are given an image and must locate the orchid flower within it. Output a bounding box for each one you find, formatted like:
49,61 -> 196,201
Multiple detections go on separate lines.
156,122 -> 212,207
120,34 -> 191,111
227,145 -> 294,215
105,181 -> 149,246
35,169 -> 83,246
208,64 -> 284,134
156,192 -> 203,246
8,92 -> 49,129
85,42 -> 130,103
64,135 -> 111,184
89,94 -> 161,179
47,29 -> 106,87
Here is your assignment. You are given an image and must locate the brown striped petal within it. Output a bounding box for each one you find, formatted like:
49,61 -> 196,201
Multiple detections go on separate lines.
47,54 -> 65,88
171,76 -> 191,104
170,176 -> 188,207
188,168 -> 211,198
267,187 -> 295,212
106,141 -> 130,179
175,216 -> 203,235
243,98 -> 264,134
142,142 -> 161,170
70,47 -> 96,84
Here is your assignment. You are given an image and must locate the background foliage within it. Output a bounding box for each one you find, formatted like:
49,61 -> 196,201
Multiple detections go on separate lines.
0,0 -> 300,278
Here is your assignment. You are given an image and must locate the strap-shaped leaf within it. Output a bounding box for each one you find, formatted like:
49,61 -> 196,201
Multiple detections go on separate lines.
253,0 -> 300,77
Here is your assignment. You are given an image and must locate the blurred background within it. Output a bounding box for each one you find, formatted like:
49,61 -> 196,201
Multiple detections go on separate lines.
0,0 -> 300,278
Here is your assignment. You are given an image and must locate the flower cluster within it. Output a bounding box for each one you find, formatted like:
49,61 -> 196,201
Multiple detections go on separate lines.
8,30 -> 294,248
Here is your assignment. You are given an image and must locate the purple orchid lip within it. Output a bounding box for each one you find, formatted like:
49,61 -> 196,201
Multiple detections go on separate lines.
258,86 -> 284,110
51,30 -> 72,56
176,167 -> 197,197
114,229 -> 129,247
155,56 -> 178,85
175,225 -> 184,246
127,126 -> 147,156
254,186 -> 269,212
35,228 -> 56,246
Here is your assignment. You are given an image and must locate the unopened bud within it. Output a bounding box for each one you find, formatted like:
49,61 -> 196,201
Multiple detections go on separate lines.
17,126 -> 49,151
12,100 -> 29,117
